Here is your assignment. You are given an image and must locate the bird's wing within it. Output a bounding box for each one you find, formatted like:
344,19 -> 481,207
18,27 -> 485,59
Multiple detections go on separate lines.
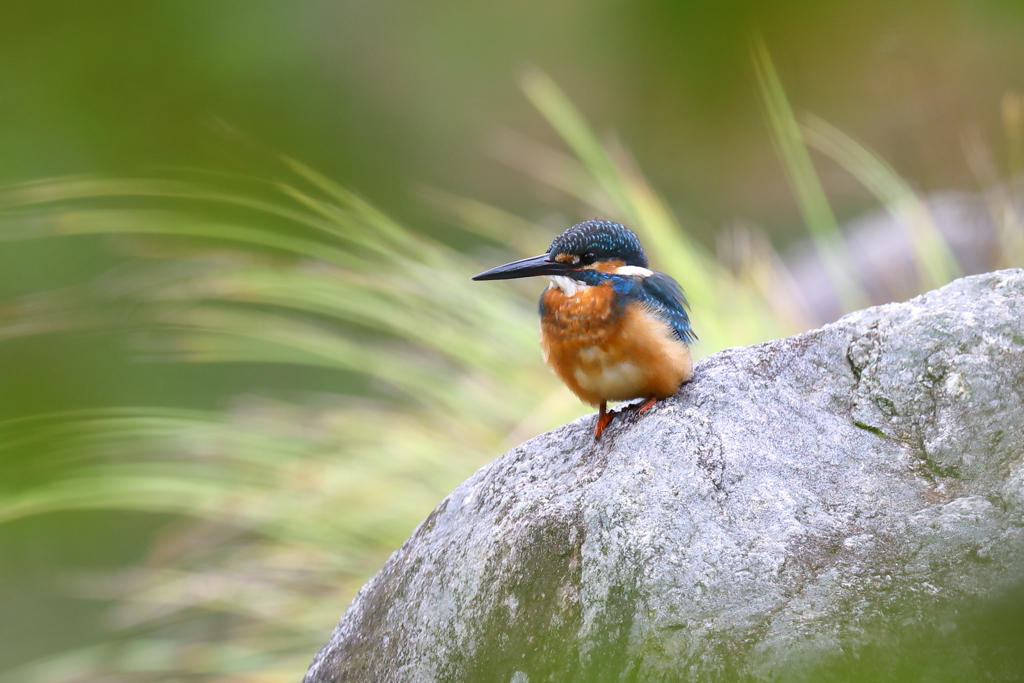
638,271 -> 697,344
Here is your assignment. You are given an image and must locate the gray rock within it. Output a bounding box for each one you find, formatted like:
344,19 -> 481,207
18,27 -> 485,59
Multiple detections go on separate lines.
305,270 -> 1024,683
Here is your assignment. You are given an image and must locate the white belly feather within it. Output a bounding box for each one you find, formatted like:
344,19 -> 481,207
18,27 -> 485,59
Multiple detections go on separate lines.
572,345 -> 645,399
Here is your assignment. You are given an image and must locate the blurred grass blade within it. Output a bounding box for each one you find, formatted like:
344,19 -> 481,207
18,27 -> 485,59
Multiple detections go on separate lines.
962,125 -> 1024,268
519,68 -> 636,221
518,68 -> 803,348
1005,92 -> 1024,179
752,37 -> 869,311
0,176 -> 357,247
801,113 -> 962,290
418,185 -> 552,256
484,127 -> 618,217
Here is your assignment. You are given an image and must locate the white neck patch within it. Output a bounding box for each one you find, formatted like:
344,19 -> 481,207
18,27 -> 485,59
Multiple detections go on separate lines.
616,265 -> 653,278
546,275 -> 589,297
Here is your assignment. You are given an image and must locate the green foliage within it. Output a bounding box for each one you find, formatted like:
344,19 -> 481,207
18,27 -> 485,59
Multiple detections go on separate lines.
0,60 -> 1021,682
752,36 -> 870,312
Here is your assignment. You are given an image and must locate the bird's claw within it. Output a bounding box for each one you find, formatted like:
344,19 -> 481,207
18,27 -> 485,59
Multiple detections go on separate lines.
637,396 -> 657,415
594,401 -> 613,440
595,397 -> 659,439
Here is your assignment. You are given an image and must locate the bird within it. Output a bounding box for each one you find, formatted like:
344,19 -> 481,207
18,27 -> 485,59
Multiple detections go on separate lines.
473,219 -> 696,440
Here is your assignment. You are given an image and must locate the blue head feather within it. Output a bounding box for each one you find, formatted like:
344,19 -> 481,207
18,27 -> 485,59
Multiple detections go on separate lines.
548,220 -> 648,267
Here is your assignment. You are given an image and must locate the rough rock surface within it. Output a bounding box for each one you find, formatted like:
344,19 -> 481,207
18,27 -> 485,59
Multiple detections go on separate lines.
305,270 -> 1024,683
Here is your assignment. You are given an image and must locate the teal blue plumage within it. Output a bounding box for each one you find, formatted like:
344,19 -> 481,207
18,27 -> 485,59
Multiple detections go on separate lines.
638,271 -> 697,345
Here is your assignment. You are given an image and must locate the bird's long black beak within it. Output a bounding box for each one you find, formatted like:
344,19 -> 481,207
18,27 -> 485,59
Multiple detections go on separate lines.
472,254 -> 571,281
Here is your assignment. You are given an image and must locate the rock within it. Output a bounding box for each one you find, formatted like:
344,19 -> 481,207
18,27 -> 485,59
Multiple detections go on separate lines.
304,270 -> 1024,683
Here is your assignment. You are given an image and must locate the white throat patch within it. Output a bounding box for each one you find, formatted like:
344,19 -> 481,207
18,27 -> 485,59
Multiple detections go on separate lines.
546,275 -> 589,297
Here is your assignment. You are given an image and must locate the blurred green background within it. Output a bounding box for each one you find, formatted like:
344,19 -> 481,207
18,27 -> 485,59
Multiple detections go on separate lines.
1,1 -> 1023,681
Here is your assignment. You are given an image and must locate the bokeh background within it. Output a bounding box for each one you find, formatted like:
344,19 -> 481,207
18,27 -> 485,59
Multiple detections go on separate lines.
1,1 -> 1023,681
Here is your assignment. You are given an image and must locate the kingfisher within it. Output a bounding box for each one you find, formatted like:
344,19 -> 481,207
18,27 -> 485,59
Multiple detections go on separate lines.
473,219 -> 695,440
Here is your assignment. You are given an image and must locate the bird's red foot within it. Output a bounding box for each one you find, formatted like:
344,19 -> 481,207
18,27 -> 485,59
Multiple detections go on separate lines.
594,401 -> 613,440
637,396 -> 658,415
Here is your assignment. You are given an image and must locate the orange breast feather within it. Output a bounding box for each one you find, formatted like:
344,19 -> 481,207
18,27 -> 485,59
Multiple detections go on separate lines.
540,284 -> 692,405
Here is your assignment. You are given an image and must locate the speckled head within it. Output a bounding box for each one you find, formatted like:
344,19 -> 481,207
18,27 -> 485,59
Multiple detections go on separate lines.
548,220 -> 648,268
471,219 -> 650,282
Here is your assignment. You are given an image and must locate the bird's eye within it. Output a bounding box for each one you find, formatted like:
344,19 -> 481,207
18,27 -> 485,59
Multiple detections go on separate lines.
579,252 -> 597,266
